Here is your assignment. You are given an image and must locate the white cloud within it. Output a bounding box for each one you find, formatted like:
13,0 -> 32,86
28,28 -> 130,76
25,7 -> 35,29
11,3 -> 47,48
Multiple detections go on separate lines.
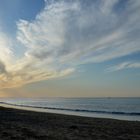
106,62 -> 140,72
0,0 -> 140,88
17,0 -> 140,64
0,33 -> 13,66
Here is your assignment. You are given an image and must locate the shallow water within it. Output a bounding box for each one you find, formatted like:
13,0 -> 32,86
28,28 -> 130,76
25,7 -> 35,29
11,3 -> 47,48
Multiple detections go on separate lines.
0,97 -> 140,121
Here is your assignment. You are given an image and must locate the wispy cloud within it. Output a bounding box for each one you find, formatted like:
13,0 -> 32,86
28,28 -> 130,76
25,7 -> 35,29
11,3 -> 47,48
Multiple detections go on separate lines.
106,61 -> 140,72
0,0 -> 140,88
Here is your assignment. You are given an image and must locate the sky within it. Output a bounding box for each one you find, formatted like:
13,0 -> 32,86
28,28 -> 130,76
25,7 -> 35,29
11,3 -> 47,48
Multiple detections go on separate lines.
0,0 -> 140,97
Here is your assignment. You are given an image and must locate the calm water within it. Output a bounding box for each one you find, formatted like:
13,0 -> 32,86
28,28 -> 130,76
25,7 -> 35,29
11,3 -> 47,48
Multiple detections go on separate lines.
0,97 -> 140,121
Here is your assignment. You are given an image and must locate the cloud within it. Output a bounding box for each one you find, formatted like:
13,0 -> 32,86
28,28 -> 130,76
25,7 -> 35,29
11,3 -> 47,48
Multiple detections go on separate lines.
0,0 -> 140,88
0,60 -> 7,74
106,61 -> 140,72
0,33 -> 13,66
17,0 -> 140,63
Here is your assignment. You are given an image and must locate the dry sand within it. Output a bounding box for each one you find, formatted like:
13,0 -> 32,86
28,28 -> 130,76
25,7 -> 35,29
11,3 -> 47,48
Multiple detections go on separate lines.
0,106 -> 140,140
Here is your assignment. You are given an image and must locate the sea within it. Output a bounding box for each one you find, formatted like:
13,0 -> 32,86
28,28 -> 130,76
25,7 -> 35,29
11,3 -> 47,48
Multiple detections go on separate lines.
0,97 -> 140,121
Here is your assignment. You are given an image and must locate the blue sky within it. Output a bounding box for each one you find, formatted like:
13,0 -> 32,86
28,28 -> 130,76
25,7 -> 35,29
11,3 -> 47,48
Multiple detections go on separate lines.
0,0 -> 140,97
0,0 -> 44,34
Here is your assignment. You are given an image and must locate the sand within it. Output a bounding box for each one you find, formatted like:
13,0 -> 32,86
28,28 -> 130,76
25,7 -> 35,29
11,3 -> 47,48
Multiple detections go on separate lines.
0,106 -> 140,140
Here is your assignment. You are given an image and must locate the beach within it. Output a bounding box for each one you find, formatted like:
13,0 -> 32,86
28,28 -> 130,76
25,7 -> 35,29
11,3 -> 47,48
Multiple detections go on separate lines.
0,106 -> 140,140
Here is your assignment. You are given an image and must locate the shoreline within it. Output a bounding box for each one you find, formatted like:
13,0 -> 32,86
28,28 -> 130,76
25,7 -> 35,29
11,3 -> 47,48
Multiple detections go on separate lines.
0,106 -> 140,139
0,102 -> 140,122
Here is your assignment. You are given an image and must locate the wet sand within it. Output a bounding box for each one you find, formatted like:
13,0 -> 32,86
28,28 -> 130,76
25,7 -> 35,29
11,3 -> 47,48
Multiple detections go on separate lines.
0,106 -> 140,140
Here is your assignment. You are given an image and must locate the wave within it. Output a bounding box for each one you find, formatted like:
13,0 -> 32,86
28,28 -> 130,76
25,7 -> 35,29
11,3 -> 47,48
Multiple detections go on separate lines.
0,102 -> 140,116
